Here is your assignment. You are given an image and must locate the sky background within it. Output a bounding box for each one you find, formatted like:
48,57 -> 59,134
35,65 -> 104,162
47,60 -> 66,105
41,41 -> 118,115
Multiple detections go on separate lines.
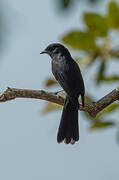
0,0 -> 119,180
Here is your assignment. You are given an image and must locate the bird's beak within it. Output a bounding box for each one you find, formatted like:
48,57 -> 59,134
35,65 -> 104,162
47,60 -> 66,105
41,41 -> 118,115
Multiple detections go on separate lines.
40,50 -> 47,54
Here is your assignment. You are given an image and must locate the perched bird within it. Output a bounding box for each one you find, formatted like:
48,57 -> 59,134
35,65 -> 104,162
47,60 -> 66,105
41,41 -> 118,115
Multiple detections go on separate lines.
40,43 -> 85,144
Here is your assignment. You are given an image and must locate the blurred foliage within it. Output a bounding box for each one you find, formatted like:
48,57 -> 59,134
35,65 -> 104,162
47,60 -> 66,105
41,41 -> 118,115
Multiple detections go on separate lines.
107,1 -> 119,28
96,60 -> 105,83
84,13 -> 108,37
43,1 -> 119,142
97,103 -> 119,117
41,102 -> 62,114
45,78 -> 58,87
62,31 -> 97,51
60,0 -> 72,8
56,0 -> 101,12
90,121 -> 115,130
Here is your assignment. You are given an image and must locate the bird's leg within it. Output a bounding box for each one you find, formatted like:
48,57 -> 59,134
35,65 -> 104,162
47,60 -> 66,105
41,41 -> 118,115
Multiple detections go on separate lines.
54,90 -> 64,95
81,94 -> 85,107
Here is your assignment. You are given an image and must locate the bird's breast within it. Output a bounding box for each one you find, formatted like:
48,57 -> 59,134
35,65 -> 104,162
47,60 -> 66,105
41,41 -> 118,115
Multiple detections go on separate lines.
52,58 -> 66,71
52,58 -> 67,80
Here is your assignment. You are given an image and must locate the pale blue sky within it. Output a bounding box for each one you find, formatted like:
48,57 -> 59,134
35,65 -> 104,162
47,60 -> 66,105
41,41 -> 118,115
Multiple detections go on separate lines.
0,0 -> 119,180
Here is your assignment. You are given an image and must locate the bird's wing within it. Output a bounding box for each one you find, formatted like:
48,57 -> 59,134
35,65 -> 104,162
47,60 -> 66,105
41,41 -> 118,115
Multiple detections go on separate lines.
56,71 -> 69,93
53,60 -> 85,98
56,69 -> 77,97
56,71 -> 80,108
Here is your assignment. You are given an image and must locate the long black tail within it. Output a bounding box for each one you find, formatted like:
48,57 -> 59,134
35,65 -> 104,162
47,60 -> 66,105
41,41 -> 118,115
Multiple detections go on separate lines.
57,96 -> 79,144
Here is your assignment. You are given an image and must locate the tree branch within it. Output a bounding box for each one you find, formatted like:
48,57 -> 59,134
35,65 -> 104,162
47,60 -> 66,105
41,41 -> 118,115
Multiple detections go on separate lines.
0,87 -> 119,117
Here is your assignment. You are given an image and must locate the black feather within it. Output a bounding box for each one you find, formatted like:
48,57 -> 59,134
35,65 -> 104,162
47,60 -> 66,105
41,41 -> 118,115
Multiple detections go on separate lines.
41,43 -> 85,144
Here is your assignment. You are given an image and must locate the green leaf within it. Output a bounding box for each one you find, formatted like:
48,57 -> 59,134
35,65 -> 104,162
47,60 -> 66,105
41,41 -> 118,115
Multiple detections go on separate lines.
45,78 -> 58,87
97,103 -> 119,117
84,13 -> 108,37
102,76 -> 119,82
62,31 -> 97,51
84,112 -> 100,122
104,103 -> 119,112
75,56 -> 94,66
107,1 -> 119,28
96,60 -> 105,83
90,121 -> 115,130
84,112 -> 94,121
41,102 -> 62,114
85,95 -> 94,103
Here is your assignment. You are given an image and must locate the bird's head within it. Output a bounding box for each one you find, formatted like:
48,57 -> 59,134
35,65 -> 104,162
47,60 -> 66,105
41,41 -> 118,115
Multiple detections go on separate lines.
40,43 -> 71,58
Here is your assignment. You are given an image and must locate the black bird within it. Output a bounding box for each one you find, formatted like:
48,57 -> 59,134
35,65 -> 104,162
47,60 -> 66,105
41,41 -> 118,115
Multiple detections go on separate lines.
40,43 -> 85,144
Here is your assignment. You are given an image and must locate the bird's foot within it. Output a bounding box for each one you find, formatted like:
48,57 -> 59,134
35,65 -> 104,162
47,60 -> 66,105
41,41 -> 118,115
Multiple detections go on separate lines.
54,90 -> 64,95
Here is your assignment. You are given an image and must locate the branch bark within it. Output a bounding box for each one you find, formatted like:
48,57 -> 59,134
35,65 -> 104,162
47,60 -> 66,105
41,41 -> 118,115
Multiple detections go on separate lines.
0,87 -> 119,117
